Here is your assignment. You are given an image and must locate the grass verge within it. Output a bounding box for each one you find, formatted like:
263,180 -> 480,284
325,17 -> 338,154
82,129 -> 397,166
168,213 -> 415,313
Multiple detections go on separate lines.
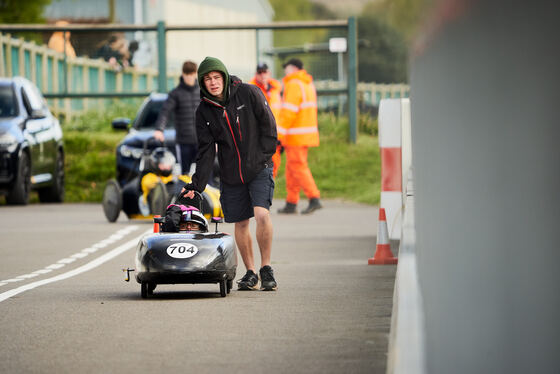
63,109 -> 381,205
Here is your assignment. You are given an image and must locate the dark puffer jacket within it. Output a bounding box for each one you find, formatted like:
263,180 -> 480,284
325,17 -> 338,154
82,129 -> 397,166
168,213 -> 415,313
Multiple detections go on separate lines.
188,75 -> 277,191
155,77 -> 199,145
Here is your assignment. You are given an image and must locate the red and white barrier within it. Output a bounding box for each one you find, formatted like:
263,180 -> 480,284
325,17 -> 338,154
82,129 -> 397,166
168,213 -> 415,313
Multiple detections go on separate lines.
378,98 -> 411,240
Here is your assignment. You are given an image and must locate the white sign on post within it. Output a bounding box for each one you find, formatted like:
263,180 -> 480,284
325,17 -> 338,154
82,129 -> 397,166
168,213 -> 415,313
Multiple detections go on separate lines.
329,37 -> 347,53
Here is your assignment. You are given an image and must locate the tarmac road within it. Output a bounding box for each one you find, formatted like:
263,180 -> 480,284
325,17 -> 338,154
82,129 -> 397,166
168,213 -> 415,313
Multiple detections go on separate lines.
0,200 -> 396,374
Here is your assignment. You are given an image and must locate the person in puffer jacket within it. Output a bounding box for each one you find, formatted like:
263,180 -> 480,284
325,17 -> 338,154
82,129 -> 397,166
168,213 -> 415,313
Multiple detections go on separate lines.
154,60 -> 200,175
182,57 -> 278,291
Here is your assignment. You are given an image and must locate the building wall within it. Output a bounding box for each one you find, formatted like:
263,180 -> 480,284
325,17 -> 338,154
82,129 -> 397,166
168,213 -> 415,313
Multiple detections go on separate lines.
44,0 -> 135,23
44,0 -> 274,83
143,0 -> 273,81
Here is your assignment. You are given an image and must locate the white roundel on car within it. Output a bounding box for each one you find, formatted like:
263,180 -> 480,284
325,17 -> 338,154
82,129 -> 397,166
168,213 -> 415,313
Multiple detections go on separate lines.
166,243 -> 199,259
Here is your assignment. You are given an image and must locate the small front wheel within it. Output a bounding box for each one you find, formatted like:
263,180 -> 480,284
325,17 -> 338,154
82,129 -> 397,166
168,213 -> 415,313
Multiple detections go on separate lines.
102,180 -> 122,222
226,279 -> 233,294
219,279 -> 227,297
148,181 -> 169,217
141,282 -> 148,299
148,282 -> 156,295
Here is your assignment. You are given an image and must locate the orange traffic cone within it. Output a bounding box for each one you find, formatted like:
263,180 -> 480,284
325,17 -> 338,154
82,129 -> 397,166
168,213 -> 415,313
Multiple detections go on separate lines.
153,215 -> 161,233
368,208 -> 398,265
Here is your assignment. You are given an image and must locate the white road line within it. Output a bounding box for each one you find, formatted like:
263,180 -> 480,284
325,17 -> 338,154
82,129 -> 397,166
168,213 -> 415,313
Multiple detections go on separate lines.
0,226 -> 140,286
0,229 -> 150,303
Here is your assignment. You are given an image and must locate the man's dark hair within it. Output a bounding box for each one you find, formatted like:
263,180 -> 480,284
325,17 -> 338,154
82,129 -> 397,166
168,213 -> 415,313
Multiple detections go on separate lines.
282,58 -> 303,70
182,61 -> 198,75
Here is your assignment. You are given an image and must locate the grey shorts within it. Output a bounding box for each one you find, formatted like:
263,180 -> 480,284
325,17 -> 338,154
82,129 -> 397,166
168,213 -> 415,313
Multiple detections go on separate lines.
220,167 -> 274,223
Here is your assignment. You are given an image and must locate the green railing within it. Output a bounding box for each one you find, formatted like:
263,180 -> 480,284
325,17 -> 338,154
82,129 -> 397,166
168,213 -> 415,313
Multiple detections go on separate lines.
0,31 -> 160,117
0,19 -> 409,141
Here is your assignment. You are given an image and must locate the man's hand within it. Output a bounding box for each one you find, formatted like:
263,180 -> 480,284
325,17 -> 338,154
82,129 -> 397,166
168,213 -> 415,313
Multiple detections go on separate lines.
181,187 -> 195,199
154,130 -> 165,142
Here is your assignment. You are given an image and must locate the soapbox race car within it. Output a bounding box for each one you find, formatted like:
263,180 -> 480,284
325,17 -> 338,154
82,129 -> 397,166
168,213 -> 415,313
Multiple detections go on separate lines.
124,192 -> 237,298
102,93 -> 221,222
102,137 -> 222,223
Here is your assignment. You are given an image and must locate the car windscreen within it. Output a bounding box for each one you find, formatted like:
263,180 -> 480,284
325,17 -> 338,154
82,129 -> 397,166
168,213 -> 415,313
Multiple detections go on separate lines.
135,100 -> 175,130
0,85 -> 18,118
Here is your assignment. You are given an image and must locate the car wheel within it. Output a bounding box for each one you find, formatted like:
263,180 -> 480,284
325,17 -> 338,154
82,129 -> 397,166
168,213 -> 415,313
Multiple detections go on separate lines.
6,152 -> 31,205
102,180 -> 123,222
148,181 -> 169,217
38,149 -> 65,203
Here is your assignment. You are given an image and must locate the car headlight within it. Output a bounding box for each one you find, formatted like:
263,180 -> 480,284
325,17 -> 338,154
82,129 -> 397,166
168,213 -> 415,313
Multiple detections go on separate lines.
0,133 -> 17,152
119,145 -> 143,159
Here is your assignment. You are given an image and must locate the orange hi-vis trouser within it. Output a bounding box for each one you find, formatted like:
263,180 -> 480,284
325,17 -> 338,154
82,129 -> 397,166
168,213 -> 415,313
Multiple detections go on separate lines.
285,146 -> 320,204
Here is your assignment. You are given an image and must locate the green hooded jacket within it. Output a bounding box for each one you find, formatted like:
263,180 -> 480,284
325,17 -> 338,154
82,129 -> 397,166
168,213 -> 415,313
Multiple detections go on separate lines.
197,56 -> 230,105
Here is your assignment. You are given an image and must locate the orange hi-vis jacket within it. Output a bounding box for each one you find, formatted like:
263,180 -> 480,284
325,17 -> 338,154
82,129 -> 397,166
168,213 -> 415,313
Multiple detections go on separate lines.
278,69 -> 319,147
249,76 -> 282,119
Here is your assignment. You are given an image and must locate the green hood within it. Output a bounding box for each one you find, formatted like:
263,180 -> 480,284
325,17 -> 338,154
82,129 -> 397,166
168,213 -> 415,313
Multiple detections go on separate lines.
198,56 -> 230,104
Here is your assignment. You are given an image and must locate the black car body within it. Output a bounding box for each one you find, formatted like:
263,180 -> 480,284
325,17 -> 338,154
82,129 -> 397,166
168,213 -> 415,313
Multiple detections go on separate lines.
134,220 -> 237,298
0,77 -> 64,204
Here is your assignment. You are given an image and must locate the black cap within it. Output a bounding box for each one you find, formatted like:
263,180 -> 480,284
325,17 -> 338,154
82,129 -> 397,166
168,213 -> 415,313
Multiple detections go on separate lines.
282,58 -> 303,70
256,62 -> 269,73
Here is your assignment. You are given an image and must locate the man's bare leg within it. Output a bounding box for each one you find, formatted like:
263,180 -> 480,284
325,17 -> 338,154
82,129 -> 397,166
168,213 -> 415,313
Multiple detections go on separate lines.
254,206 -> 273,268
235,219 -> 255,271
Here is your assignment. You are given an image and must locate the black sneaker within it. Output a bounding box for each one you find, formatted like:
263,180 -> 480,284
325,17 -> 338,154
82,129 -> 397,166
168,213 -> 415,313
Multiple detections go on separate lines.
259,265 -> 278,291
237,270 -> 259,290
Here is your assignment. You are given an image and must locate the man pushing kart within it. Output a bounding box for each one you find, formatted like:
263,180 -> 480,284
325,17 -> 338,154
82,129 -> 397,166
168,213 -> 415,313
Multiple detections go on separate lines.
182,57 -> 278,291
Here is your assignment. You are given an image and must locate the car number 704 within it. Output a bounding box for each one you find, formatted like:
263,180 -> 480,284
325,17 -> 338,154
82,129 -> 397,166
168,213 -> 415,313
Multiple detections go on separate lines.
166,243 -> 199,259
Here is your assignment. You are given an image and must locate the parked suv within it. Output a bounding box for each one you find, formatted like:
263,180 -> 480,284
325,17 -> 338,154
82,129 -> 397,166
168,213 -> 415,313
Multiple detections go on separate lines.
0,77 -> 65,204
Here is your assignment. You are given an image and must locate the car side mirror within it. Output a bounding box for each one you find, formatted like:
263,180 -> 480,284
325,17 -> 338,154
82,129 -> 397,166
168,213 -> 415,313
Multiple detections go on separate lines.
30,108 -> 47,119
112,118 -> 131,131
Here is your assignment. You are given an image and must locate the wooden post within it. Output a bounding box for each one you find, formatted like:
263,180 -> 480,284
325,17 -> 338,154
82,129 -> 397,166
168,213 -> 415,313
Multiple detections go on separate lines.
41,47 -> 48,93
83,63 -> 90,111
52,54 -> 59,113
18,38 -> 24,77
65,61 -> 72,120
30,45 -> 37,84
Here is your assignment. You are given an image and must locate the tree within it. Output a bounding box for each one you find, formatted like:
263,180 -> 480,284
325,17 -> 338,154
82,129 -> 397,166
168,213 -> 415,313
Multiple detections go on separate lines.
357,12 -> 408,83
0,0 -> 52,24
362,0 -> 435,42
268,0 -> 335,48
0,0 -> 53,43
267,0 -> 338,78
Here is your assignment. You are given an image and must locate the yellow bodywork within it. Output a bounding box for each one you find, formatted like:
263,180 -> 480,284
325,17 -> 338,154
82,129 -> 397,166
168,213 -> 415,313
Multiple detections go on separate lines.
137,173 -> 223,220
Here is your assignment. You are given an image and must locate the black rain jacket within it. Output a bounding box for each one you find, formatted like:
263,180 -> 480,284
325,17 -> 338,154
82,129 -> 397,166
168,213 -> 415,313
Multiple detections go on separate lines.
155,77 -> 199,145
188,76 -> 277,192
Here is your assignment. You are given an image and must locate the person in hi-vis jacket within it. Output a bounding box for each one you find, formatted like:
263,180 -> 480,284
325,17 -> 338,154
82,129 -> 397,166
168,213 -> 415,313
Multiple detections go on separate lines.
277,58 -> 322,215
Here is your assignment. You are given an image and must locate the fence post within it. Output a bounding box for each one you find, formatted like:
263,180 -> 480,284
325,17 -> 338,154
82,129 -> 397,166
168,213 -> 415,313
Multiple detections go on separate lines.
0,34 -> 4,76
347,16 -> 358,144
157,20 -> 167,93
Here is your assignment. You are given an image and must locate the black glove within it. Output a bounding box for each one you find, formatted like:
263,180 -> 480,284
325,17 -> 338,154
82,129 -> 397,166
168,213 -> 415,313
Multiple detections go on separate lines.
181,183 -> 195,196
